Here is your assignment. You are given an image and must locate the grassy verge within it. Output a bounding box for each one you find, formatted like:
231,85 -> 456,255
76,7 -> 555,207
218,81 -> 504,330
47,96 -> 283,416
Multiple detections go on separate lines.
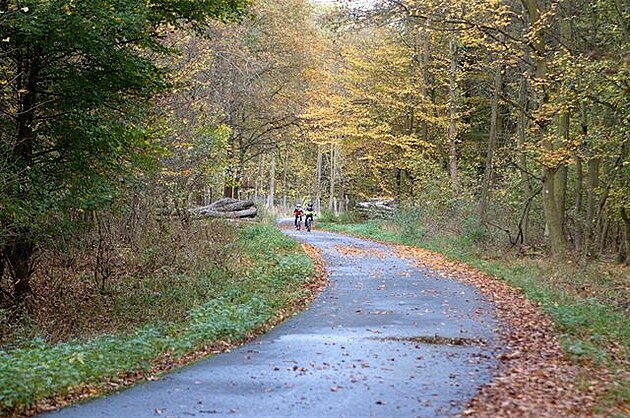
0,224 -> 315,415
321,219 -> 629,410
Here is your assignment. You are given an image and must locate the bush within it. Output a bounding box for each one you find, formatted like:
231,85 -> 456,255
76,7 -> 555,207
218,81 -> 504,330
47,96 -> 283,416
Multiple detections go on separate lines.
390,208 -> 427,244
318,209 -> 364,224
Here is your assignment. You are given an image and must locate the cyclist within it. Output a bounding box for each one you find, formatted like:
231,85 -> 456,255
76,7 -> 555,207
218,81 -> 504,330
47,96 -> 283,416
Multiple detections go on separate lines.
304,202 -> 315,232
293,204 -> 304,230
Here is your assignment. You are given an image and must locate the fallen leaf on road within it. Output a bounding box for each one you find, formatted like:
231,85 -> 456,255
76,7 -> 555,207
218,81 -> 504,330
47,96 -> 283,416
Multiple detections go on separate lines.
392,244 -> 623,417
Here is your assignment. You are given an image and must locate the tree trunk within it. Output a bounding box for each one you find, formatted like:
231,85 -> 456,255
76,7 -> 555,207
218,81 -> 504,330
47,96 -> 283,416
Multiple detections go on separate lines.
554,113 -> 569,248
543,165 -> 565,257
196,207 -> 257,219
478,62 -> 503,223
254,154 -> 265,202
267,147 -> 276,209
329,143 -> 336,212
447,36 -> 460,201
6,236 -> 35,305
584,157 -> 600,256
282,144 -> 289,208
223,145 -> 239,199
621,207 -> 630,263
595,171 -> 611,255
8,51 -> 41,303
598,210 -> 609,255
574,155 -> 583,253
522,0 -> 565,257
316,145 -> 323,211
555,112 -> 569,232
421,18 -> 431,143
517,77 -> 532,244
338,150 -> 346,213
573,109 -> 587,253
554,17 -> 571,238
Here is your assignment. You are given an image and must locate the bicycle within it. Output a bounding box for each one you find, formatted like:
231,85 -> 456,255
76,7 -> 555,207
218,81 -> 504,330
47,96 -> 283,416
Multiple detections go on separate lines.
304,210 -> 315,232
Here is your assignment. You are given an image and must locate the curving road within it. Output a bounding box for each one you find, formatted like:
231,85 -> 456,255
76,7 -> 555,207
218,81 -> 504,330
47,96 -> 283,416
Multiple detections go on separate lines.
44,226 -> 498,418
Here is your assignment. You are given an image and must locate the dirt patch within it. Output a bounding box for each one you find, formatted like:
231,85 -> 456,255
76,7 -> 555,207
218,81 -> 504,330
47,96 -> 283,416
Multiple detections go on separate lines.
393,244 -> 626,417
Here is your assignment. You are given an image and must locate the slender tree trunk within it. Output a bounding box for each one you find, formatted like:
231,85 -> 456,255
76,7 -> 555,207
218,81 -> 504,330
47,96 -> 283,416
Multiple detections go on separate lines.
595,170 -> 611,254
282,144 -> 289,208
621,207 -> 630,263
599,210 -> 609,255
554,17 -> 572,239
584,157 -> 600,256
338,149 -> 345,213
223,140 -> 239,199
420,18 -> 431,143
329,143 -> 336,212
574,155 -> 583,252
316,145 -> 323,211
447,36 -> 460,201
479,62 -> 503,223
555,113 -> 569,231
517,77 -> 532,244
254,154 -> 265,202
267,147 -> 276,209
573,109 -> 588,253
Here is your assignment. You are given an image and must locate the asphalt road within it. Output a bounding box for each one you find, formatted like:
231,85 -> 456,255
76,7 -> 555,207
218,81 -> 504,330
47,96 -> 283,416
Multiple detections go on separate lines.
43,226 -> 498,418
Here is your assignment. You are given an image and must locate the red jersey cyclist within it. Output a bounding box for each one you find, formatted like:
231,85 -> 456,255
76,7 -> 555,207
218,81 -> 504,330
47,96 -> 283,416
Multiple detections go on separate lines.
293,204 -> 304,230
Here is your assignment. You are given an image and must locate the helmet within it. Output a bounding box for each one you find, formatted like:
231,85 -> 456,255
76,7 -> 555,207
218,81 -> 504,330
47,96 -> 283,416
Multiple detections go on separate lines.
296,203 -> 302,208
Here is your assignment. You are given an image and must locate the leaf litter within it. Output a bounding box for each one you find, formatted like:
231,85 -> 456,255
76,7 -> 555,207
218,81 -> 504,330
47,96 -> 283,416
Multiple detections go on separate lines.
334,245 -> 387,260
393,244 -> 628,417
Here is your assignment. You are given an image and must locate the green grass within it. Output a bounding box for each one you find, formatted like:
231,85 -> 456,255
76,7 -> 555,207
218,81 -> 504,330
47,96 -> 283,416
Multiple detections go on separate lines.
0,224 -> 314,413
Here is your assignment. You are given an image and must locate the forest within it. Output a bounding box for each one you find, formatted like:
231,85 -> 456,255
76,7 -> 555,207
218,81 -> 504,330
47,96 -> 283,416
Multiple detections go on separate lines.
0,0 -> 628,415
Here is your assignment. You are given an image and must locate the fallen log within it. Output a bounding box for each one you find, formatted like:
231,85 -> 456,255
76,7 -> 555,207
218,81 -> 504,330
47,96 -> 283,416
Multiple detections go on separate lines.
213,199 -> 254,213
208,197 -> 240,210
191,199 -> 254,215
191,197 -> 258,219
195,207 -> 257,219
356,202 -> 395,212
355,198 -> 396,218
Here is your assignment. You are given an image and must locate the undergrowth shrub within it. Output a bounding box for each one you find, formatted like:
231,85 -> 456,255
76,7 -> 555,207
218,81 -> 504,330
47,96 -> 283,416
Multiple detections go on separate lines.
0,199 -> 243,344
460,215 -> 489,246
318,209 -> 363,224
390,209 -> 427,243
317,210 -> 336,223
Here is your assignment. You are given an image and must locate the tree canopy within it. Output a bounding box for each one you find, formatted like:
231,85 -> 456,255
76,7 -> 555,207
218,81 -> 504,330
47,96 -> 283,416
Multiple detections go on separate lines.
1,0 -> 628,306
0,0 -> 250,302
